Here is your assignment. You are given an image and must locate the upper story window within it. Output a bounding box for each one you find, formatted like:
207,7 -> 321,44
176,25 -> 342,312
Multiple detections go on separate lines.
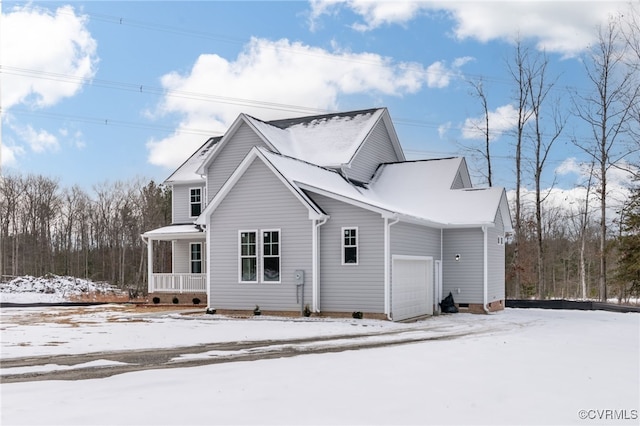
342,227 -> 358,265
190,188 -> 202,217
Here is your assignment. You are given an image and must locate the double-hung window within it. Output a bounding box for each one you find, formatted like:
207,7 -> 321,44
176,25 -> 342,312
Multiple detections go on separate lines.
190,243 -> 202,274
190,188 -> 202,217
238,229 -> 281,283
262,230 -> 280,282
239,231 -> 257,282
342,227 -> 358,265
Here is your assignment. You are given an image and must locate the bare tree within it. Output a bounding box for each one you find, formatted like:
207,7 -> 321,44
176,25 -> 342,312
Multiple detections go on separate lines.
572,16 -> 639,301
507,41 -> 535,298
467,79 -> 493,186
526,51 -> 565,298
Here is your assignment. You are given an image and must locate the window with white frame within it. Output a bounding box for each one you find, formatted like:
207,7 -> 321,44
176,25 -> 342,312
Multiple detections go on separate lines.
239,231 -> 257,282
342,227 -> 358,265
190,243 -> 202,274
190,188 -> 202,217
262,230 -> 280,282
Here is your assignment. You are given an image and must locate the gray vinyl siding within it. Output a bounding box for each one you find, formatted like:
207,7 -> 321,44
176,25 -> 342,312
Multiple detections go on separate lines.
208,159 -> 313,311
308,193 -> 385,313
487,210 -> 506,302
390,222 -> 441,259
456,161 -> 473,188
442,228 -> 484,304
173,240 -> 206,273
172,184 -> 204,223
451,172 -> 465,190
205,122 -> 268,203
347,120 -> 400,183
171,185 -> 198,223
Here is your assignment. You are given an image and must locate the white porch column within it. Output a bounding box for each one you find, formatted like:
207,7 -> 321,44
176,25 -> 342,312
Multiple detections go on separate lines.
147,237 -> 154,293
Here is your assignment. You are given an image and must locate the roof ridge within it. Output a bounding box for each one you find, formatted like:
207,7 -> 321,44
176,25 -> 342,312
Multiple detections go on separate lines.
256,146 -> 344,177
266,107 -> 384,129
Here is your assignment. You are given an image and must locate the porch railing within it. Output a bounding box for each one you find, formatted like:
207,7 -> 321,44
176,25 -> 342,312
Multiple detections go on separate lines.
150,273 -> 206,293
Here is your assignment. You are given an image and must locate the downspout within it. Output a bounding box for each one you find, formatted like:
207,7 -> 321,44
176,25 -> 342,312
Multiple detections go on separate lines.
384,215 -> 400,320
440,228 -> 443,266
312,216 -> 329,313
482,226 -> 493,314
205,217 -> 211,310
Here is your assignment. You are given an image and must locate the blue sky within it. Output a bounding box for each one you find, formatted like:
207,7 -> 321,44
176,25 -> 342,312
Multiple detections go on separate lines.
1,1 -> 635,198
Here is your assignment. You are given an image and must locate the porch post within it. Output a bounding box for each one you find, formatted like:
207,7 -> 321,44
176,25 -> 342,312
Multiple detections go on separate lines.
147,237 -> 154,293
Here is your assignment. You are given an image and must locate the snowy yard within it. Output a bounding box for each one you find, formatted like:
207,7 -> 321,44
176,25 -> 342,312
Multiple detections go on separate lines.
1,303 -> 638,425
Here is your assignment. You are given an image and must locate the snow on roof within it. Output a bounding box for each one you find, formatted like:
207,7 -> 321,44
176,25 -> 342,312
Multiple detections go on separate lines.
371,158 -> 464,192
142,224 -> 204,239
259,149 -> 507,228
246,108 -> 384,167
164,137 -> 221,184
369,159 -> 507,226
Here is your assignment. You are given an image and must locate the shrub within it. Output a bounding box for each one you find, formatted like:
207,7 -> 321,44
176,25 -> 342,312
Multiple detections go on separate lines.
172,297 -> 179,304
192,297 -> 201,305
152,297 -> 160,304
352,311 -> 363,319
206,308 -> 216,315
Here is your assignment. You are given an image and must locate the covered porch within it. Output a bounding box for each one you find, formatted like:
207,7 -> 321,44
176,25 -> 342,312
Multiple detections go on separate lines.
141,224 -> 207,295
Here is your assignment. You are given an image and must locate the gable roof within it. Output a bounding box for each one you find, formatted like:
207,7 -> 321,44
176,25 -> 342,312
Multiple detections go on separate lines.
164,136 -> 221,185
196,108 -> 404,175
198,147 -> 512,231
371,158 -> 468,192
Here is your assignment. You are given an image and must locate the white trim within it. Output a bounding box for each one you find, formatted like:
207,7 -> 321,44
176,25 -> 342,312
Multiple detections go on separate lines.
341,227 -> 359,266
312,216 -> 329,312
261,229 -> 281,284
384,216 -> 400,316
196,147 -> 324,225
189,187 -> 202,218
196,114 -> 277,176
238,230 -> 258,283
189,242 -> 203,274
205,216 -> 212,308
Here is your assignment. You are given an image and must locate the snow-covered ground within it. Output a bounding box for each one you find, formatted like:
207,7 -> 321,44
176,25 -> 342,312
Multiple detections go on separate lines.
1,304 -> 638,425
0,275 -> 126,303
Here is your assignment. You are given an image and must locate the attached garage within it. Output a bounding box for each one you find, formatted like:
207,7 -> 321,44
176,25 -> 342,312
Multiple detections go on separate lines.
391,255 -> 433,321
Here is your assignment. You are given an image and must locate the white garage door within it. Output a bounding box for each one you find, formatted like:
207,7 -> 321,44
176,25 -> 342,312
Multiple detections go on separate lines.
392,255 -> 433,321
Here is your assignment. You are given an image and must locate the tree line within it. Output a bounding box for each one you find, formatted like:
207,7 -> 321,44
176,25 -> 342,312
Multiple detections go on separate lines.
1,9 -> 638,303
0,175 -> 172,295
465,10 -> 639,302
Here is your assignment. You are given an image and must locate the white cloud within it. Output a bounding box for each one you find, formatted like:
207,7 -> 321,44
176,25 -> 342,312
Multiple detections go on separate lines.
1,144 -> 26,168
556,157 -> 637,195
148,37 -> 434,169
426,56 -> 473,88
309,1 -> 627,57
309,0 -> 424,32
506,158 -> 637,226
1,4 -> 98,109
13,125 -> 60,153
438,121 -> 451,139
461,104 -> 519,141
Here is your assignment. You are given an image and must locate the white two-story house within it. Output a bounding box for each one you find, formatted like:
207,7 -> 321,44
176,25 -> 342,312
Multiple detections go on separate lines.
142,108 -> 512,321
